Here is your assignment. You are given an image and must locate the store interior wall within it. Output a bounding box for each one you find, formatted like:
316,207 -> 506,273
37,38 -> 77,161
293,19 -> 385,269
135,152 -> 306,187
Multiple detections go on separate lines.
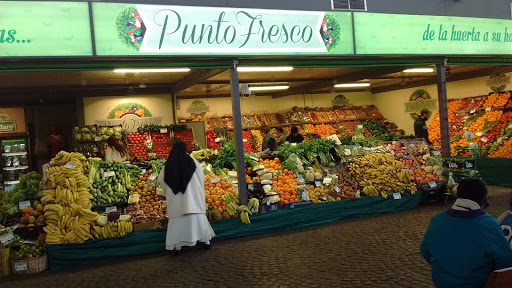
83,95 -> 174,127
373,75 -> 496,135
176,92 -> 374,119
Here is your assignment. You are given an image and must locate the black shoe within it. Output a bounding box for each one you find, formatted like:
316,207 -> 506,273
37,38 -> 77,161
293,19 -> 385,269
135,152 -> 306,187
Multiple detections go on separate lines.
174,249 -> 182,256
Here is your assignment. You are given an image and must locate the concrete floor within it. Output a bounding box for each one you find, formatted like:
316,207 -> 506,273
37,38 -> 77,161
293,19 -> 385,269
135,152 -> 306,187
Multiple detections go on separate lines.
1,186 -> 510,288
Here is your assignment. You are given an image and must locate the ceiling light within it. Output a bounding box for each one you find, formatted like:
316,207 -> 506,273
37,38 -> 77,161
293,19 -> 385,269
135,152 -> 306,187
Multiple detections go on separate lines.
334,83 -> 371,88
113,68 -> 191,73
237,67 -> 294,72
249,86 -> 290,91
403,68 -> 434,73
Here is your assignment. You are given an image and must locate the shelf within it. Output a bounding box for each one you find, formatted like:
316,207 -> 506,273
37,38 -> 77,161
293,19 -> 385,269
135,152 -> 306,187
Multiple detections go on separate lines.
3,166 -> 29,171
0,132 -> 28,138
2,152 -> 27,156
4,180 -> 20,185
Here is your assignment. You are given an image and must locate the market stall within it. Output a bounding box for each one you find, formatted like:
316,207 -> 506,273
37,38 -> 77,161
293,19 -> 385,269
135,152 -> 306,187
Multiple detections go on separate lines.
3,0 -> 512,277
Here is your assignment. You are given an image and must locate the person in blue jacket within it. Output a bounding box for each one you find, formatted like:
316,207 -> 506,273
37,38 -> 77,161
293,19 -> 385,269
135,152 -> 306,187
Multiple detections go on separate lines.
420,178 -> 512,288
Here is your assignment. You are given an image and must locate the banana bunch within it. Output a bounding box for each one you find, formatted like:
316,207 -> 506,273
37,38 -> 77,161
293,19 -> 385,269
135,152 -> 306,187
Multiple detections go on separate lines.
91,221 -> 133,239
42,151 -> 100,244
237,205 -> 253,225
247,198 -> 260,214
50,151 -> 87,166
348,153 -> 417,198
222,192 -> 237,204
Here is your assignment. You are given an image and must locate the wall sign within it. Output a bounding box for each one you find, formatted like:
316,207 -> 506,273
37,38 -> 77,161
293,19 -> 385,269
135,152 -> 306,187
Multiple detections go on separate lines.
186,100 -> 210,117
486,71 -> 510,92
332,94 -> 349,106
0,1 -> 92,57
0,108 -> 25,133
405,89 -> 438,120
108,102 -> 152,119
354,13 -> 512,55
92,3 -> 354,56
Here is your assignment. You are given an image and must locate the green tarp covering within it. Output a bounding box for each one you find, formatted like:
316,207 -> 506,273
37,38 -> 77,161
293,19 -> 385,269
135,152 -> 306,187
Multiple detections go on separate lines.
478,157 -> 512,188
48,192 -> 421,270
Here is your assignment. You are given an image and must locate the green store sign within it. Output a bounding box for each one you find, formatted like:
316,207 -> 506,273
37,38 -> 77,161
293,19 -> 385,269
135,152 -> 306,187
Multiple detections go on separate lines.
0,1 -> 93,57
2,2 -> 512,57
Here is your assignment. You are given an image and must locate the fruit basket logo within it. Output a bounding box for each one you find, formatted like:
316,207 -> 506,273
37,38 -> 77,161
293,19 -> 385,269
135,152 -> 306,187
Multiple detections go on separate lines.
108,102 -> 152,119
320,14 -> 340,51
116,6 -> 146,51
186,100 -> 210,117
406,89 -> 437,120
486,71 -> 510,92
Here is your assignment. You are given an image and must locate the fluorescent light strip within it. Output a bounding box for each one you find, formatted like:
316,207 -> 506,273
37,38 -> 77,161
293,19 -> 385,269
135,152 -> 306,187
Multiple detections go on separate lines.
113,68 -> 191,73
334,83 -> 371,88
249,86 -> 290,91
403,68 -> 434,73
237,67 -> 294,72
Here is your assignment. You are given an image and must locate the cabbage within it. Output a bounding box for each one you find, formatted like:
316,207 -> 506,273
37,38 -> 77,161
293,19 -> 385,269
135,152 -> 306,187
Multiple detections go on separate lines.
102,135 -> 109,141
113,126 -> 123,134
74,133 -> 82,141
81,127 -> 90,134
114,133 -> 122,140
73,127 -> 80,134
107,128 -> 114,136
82,134 -> 93,141
89,126 -> 97,134
99,127 -> 108,135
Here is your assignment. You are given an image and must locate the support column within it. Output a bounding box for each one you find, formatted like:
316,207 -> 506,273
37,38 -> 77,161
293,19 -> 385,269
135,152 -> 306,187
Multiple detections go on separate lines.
75,95 -> 85,126
229,59 -> 247,205
436,61 -> 450,158
170,91 -> 177,124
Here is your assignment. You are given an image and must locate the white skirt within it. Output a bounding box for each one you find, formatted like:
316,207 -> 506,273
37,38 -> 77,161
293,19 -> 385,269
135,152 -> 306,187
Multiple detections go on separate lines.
166,213 -> 215,251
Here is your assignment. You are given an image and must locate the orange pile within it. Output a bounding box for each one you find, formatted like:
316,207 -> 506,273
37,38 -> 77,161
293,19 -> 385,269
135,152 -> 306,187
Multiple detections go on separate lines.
273,169 -> 300,205
315,124 -> 336,138
260,158 -> 281,172
428,99 -> 462,145
467,111 -> 503,137
489,138 -> 512,158
484,92 -> 511,107
204,173 -> 237,214
304,124 -> 316,134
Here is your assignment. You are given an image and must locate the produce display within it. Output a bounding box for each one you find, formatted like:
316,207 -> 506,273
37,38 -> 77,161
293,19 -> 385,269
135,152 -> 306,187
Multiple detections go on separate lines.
428,92 -> 512,157
87,161 -> 137,206
73,126 -> 125,158
42,151 -> 100,244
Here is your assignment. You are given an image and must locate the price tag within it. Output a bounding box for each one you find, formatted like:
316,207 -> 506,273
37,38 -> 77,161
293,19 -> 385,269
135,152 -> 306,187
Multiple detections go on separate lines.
428,181 -> 437,188
215,138 -> 221,143
481,137 -> 488,143
323,178 -> 332,185
95,136 -> 102,141
291,143 -> 297,146
296,175 -> 305,183
14,261 -> 27,272
465,162 -> 474,169
315,181 -> 322,187
0,232 -> 14,244
390,150 -> 395,156
160,128 -> 168,134
104,171 -> 115,178
334,186 -> 340,193
476,132 -> 483,137
65,162 -> 76,169
18,200 -> 31,210
105,206 -> 117,213
393,192 -> 402,200
470,109 -> 476,114
210,177 -> 220,183
344,149 -> 352,156
243,139 -> 248,142
248,183 -> 255,190
250,156 -> 259,161
432,150 -> 441,156
267,197 -> 272,205
436,117 -> 440,121
140,169 -> 146,175
485,107 -> 492,112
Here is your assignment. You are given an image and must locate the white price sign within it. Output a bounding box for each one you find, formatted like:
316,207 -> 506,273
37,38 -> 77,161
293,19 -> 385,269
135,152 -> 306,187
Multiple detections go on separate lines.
243,139 -> 248,143
432,150 -> 441,156
315,181 -> 322,187
393,192 -> 402,200
0,233 -> 14,244
14,261 -> 27,272
18,201 -> 31,210
140,169 -> 146,175
160,128 -> 168,133
104,171 -> 116,178
215,138 -> 221,143
485,107 -> 492,112
65,162 -> 76,169
105,206 -> 117,213
465,162 -> 474,169
428,181 -> 437,188
210,177 -> 220,184
334,186 -> 340,193
470,109 -> 476,114
148,173 -> 158,181
95,136 -> 102,141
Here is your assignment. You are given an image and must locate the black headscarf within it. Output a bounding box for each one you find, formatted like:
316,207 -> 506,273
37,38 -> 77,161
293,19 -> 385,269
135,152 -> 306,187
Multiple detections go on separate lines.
164,141 -> 196,194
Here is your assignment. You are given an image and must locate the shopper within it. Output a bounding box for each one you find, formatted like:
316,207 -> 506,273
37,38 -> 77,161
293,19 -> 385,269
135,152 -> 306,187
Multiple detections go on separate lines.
275,127 -> 287,146
414,109 -> 433,145
498,192 -> 512,250
260,125 -> 277,152
158,141 -> 215,255
286,126 -> 305,144
105,136 -> 130,162
420,178 -> 512,288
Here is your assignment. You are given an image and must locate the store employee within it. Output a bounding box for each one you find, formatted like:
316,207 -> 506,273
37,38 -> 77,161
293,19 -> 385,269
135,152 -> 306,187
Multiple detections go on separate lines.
414,109 -> 432,145
260,125 -> 277,152
286,126 -> 305,144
